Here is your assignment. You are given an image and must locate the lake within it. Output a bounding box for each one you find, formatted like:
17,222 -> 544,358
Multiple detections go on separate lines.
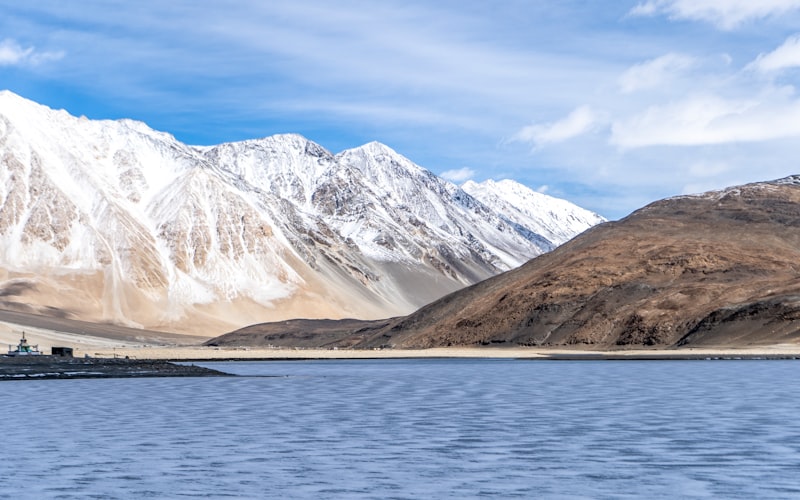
2,359 -> 800,498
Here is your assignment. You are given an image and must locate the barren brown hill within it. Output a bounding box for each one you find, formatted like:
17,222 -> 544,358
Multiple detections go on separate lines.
206,317 -> 394,349
208,177 -> 800,349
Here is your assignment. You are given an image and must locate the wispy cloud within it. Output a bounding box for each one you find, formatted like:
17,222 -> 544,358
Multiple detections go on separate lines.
0,39 -> 32,65
440,167 -> 476,183
748,33 -> 800,72
610,90 -> 800,148
618,53 -> 696,93
0,38 -> 63,66
630,0 -> 800,30
512,106 -> 602,148
6,2 -> 800,219
629,0 -> 800,29
1,2 -> 598,138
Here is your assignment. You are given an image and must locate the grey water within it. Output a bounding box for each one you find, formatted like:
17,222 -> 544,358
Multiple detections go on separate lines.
2,359 -> 800,499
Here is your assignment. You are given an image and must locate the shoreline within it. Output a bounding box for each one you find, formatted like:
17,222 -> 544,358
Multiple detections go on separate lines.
87,345 -> 800,361
2,312 -> 799,361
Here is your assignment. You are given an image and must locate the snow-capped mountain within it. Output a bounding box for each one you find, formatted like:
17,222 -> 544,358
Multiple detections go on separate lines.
0,91 -> 604,335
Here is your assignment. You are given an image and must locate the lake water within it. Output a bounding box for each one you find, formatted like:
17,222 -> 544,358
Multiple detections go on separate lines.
2,359 -> 800,499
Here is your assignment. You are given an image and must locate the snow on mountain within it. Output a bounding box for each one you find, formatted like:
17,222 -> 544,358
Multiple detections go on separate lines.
462,179 -> 605,247
0,91 -> 604,335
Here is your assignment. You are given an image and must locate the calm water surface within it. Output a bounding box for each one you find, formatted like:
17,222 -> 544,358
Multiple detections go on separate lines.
2,359 -> 800,499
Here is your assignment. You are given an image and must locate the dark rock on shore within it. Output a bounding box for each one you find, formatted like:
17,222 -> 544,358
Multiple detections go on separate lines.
0,356 -> 231,380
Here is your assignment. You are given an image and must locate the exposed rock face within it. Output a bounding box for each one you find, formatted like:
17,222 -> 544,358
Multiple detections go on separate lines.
210,178 -> 800,349
0,91 -> 602,335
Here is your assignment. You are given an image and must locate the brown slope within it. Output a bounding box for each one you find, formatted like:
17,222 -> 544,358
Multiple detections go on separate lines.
208,177 -> 800,349
205,317 -> 394,349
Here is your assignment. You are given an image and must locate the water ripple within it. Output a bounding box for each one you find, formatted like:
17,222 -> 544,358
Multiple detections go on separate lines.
1,359 -> 800,498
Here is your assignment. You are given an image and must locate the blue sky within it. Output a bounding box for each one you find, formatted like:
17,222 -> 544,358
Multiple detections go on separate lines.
4,1 -> 800,219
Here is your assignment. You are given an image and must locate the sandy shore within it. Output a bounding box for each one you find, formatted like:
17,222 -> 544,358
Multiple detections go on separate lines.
91,345 -> 800,360
2,312 -> 800,360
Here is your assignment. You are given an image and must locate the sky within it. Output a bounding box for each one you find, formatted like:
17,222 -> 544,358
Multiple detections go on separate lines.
4,1 -> 800,219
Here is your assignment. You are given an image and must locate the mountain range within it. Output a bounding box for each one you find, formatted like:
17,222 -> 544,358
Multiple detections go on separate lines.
0,91 -> 603,335
210,177 -> 800,349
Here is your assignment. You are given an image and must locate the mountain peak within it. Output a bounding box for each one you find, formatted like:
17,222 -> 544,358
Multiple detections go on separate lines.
362,140 -> 396,152
339,141 -> 402,158
0,90 -> 48,118
264,132 -> 314,144
233,133 -> 333,158
0,89 -> 28,103
0,90 -> 72,118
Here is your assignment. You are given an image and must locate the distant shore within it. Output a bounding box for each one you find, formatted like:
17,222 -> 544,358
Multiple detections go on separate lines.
2,310 -> 799,362
4,343 -> 800,362
85,345 -> 800,361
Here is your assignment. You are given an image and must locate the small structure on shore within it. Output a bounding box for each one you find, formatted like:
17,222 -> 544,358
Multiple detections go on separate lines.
51,347 -> 73,358
7,332 -> 42,356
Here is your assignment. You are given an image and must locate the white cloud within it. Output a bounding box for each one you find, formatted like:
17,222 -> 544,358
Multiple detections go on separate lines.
0,38 -> 63,66
611,90 -> 800,148
619,53 -> 696,93
513,106 -> 600,148
629,0 -> 800,29
440,167 -> 476,182
0,39 -> 33,65
29,49 -> 64,65
748,34 -> 800,72
536,185 -> 550,194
